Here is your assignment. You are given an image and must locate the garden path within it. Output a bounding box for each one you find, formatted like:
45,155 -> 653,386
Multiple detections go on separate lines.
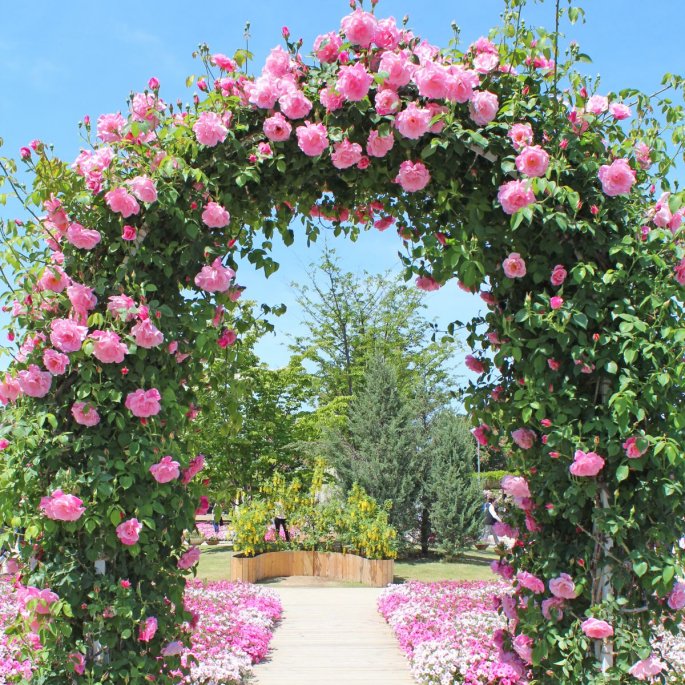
252,586 -> 414,685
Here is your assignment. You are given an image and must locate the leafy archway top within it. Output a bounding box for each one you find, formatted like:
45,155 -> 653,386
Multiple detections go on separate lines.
1,0 -> 685,682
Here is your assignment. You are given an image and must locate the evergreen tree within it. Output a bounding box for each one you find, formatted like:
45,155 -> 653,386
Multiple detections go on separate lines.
326,355 -> 422,538
429,411 -> 483,558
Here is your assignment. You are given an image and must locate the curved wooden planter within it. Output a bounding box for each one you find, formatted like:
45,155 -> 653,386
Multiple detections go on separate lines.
230,550 -> 394,587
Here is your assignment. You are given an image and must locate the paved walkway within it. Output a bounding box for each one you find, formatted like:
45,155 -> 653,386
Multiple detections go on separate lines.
252,585 -> 414,685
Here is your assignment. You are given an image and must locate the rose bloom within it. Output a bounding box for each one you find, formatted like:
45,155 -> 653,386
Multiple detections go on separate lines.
67,283 -> 97,314
122,225 -> 137,241
107,294 -> 137,321
192,111 -> 228,147
375,88 -> 401,115
131,319 -> 164,348
667,581 -> 685,610
178,546 -> 201,570
201,201 -> 230,228
149,456 -> 180,484
676,258 -> 685,286
18,365 -> 52,398
181,454 -> 205,484
502,252 -> 527,278
511,428 -> 536,449
395,102 -> 432,140
378,51 -> 413,89
628,655 -> 665,680
550,296 -> 564,310
116,518 -> 142,546
295,121 -> 329,157
581,618 -> 613,639
38,265 -> 69,292
469,91 -> 499,126
105,187 -> 140,218
96,112 -> 126,142
331,139 -> 363,169
498,180 -> 536,214
139,616 -> 158,642
263,46 -> 291,78
508,122 -> 534,150
279,90 -> 312,120
43,349 -> 69,375
609,102 -> 631,120
586,94 -> 609,114
517,571 -> 545,594
623,436 -> 648,459
549,573 -> 578,599
598,158 -> 636,196
319,86 -> 345,113
340,8 -> 377,47
125,388 -> 162,418
194,257 -> 235,293
472,424 -> 490,446
550,264 -> 567,286
635,141 -> 652,170
71,401 -> 100,427
465,355 -> 485,374
196,495 -> 210,515
40,489 -> 86,521
569,449 -> 605,477
128,176 -> 157,203
501,475 -> 531,499
336,62 -> 373,101
66,222 -> 102,250
263,112 -> 292,142
415,275 -> 440,292
313,32 -> 342,63
413,61 -> 451,99
366,130 -> 395,158
515,145 -> 550,177
212,53 -> 237,71
90,330 -> 127,364
0,374 -> 22,404
542,597 -> 565,621
395,161 -> 430,193
512,634 -> 533,664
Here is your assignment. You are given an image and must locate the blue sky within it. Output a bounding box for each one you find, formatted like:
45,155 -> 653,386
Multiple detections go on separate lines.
0,1 -> 682,370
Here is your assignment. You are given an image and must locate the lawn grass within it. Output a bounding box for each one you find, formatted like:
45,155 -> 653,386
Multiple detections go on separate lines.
196,545 -> 497,583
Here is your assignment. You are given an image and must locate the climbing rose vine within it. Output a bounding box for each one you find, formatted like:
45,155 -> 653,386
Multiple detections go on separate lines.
1,0 -> 685,681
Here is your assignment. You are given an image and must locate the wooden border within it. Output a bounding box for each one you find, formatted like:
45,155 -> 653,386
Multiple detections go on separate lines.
230,550 -> 394,587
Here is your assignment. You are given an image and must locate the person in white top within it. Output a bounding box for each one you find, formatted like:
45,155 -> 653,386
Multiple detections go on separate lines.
483,495 -> 501,545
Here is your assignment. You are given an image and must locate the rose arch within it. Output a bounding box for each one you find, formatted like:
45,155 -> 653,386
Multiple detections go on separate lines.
1,1 -> 685,683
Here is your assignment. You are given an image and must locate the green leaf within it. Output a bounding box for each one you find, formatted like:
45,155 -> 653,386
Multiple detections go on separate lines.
572,312 -> 588,329
605,361 -> 618,374
633,561 -> 648,577
616,464 -> 629,482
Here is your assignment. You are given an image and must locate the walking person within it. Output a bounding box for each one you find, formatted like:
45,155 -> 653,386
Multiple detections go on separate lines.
274,500 -> 290,542
212,501 -> 224,534
483,495 -> 501,546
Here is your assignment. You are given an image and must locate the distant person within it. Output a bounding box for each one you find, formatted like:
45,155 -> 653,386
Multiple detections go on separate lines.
213,502 -> 224,534
483,495 -> 501,545
274,500 -> 290,542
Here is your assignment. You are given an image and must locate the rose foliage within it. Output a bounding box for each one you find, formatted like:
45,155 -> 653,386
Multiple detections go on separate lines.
1,0 -> 685,681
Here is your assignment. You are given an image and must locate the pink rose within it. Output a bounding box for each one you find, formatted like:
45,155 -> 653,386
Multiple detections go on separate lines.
609,102 -> 631,120
67,284 -> 97,314
196,495 -> 210,515
667,581 -> 685,610
194,258 -> 235,293
122,225 -> 137,241
66,222 -> 102,250
138,616 -> 158,642
472,424 -> 490,446
71,401 -> 100,427
498,180 -> 536,214
128,175 -> 157,204
395,102 -> 432,139
374,88 -> 401,115
69,652 -> 86,675
373,17 -> 400,50
469,91 -> 499,126
193,111 -> 228,147
97,112 -> 126,142
415,275 -> 441,292
105,187 -> 140,218
395,161 -> 430,193
511,428 -> 536,449
263,112 -> 292,142
635,142 -> 652,170
366,130 -> 395,158
125,388 -> 162,418
628,655 -> 665,680
550,296 -> 564,310
340,9 -> 377,47
623,436 -> 648,459
313,32 -> 342,63
676,259 -> 685,286
117,518 -> 142,546
217,328 -> 238,348
465,354 -> 485,374
502,252 -> 527,279
43,349 -> 69,375
598,158 -> 636,196
512,634 -> 533,664
107,294 -> 137,321
181,454 -> 205,484
178,546 -> 201,570
569,449 -> 605,477
549,573 -> 578,599
474,52 -> 499,73
201,201 -> 230,228
0,374 -> 22,404
90,330 -> 128,364
541,597 -> 565,621
40,489 -> 85,521
279,90 -> 312,120
501,475 -> 531,499
38,265 -> 70,292
295,121 -> 329,157
336,62 -> 373,102
17,365 -> 52,398
319,86 -> 345,113
517,571 -> 545,594
150,456 -> 180,484
212,53 -> 237,71
491,559 -> 515,581
413,61 -> 450,99
586,94 -> 608,114
581,618 -> 613,639
131,319 -> 164,348
515,145 -> 550,177
331,139 -> 363,169
550,264 -> 567,286
508,123 -> 534,150
378,51 -> 413,89
263,46 -> 291,78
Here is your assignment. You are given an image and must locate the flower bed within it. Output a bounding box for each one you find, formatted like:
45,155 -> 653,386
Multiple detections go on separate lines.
196,522 -> 232,542
378,581 -> 685,684
0,577 -> 280,683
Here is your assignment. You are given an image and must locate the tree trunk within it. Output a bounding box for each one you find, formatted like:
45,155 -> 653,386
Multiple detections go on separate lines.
420,506 -> 431,556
